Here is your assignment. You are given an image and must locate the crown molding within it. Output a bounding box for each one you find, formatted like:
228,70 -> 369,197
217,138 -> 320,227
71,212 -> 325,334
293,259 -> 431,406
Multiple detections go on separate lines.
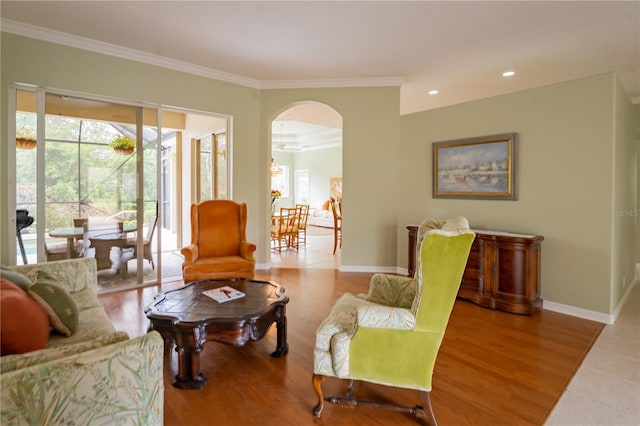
2,18 -> 405,90
1,19 -> 262,88
260,76 -> 405,89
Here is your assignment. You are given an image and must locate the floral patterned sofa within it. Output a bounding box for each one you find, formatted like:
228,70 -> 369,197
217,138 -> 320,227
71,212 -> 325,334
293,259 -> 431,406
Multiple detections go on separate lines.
0,258 -> 164,425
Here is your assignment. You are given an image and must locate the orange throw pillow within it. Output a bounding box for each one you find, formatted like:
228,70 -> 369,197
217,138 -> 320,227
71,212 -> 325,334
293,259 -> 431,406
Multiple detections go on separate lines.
0,279 -> 50,355
321,199 -> 330,210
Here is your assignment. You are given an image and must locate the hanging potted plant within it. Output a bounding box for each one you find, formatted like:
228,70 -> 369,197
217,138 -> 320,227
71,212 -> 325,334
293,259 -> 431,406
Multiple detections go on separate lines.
109,135 -> 136,155
16,127 -> 37,150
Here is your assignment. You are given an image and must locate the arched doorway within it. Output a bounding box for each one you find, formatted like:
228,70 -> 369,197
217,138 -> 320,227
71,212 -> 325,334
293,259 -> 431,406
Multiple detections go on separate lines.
270,102 -> 343,269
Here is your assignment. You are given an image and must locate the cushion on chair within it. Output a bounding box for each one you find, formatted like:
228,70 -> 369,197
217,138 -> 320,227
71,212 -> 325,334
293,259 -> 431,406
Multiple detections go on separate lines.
196,201 -> 242,258
440,216 -> 470,233
314,293 -> 379,377
365,274 -> 417,308
182,256 -> 255,282
0,279 -> 50,355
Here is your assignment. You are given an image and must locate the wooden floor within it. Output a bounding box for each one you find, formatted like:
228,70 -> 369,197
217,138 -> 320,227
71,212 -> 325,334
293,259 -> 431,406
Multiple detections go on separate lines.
99,267 -> 604,426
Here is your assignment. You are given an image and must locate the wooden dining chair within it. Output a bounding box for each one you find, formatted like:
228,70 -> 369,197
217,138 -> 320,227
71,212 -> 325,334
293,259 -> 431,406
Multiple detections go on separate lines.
126,215 -> 158,269
330,198 -> 342,254
295,204 -> 310,245
73,218 -> 89,257
44,243 -> 69,262
271,207 -> 300,252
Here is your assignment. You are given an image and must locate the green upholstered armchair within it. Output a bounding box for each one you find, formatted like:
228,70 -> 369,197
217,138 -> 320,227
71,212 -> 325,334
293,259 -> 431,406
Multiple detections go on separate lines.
312,217 -> 475,425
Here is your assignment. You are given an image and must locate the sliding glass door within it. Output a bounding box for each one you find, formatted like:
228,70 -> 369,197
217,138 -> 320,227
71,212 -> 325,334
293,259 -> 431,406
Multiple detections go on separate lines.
196,131 -> 228,202
12,87 -> 160,290
11,86 -> 232,290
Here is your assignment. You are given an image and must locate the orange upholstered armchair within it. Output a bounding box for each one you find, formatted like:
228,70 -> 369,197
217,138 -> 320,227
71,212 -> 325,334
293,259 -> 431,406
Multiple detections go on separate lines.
181,200 -> 257,283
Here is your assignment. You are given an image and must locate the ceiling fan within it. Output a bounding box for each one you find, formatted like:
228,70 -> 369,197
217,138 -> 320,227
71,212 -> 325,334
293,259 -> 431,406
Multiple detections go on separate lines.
273,123 -> 300,152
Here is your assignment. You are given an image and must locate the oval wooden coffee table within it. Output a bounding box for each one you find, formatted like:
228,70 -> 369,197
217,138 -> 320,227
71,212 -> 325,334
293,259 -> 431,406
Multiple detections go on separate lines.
145,278 -> 289,389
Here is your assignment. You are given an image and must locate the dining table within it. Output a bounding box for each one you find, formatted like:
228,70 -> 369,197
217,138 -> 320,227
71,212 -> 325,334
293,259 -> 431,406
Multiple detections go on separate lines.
87,225 -> 137,275
49,223 -> 136,262
48,226 -> 85,259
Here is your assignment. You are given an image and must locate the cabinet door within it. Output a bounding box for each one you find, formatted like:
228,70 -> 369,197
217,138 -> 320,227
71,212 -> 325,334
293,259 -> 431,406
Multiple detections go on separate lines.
459,237 -> 495,309
494,239 -> 542,314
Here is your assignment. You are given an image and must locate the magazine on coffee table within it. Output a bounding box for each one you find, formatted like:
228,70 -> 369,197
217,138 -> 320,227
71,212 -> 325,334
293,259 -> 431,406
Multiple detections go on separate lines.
202,286 -> 245,303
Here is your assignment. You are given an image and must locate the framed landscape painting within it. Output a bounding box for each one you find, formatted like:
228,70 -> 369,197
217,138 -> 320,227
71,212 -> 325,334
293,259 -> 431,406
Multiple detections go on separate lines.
432,133 -> 517,200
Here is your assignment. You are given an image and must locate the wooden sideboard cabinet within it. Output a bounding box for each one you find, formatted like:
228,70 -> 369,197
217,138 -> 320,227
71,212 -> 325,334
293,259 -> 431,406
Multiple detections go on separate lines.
407,226 -> 543,315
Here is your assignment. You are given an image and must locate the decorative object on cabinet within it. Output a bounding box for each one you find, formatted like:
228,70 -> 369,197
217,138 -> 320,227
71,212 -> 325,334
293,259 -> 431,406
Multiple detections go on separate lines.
407,225 -> 543,315
432,133 -> 517,200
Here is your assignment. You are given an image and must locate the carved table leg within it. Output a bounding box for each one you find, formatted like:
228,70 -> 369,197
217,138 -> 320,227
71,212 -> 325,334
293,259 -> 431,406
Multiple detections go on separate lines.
271,304 -> 289,357
312,374 -> 325,417
173,326 -> 207,389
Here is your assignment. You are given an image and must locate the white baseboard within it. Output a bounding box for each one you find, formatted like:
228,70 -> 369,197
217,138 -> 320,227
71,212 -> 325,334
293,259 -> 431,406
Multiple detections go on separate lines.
544,278 -> 638,325
339,265 -> 399,274
543,300 -> 615,324
256,262 -> 271,270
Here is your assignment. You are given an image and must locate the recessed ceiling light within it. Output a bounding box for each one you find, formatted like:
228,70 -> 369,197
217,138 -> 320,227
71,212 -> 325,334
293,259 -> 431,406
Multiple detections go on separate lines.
502,71 -> 516,78
428,89 -> 439,95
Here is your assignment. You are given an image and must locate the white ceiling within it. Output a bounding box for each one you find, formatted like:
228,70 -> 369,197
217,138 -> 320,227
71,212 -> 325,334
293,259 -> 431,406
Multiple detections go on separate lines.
2,1 -> 638,150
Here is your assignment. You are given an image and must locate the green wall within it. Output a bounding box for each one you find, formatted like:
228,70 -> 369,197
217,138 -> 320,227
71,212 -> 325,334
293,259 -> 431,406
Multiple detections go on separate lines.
1,33 -> 264,261
398,73 -> 637,316
612,78 -> 638,312
2,32 -> 637,317
261,87 -> 400,269
1,33 -> 401,270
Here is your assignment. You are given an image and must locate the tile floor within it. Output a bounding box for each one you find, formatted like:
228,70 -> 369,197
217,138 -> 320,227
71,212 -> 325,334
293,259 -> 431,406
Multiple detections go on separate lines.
270,225 -> 341,270
545,282 -> 640,426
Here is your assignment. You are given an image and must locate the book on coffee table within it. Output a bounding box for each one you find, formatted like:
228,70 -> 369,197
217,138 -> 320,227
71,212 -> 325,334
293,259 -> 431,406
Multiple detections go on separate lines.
202,286 -> 245,303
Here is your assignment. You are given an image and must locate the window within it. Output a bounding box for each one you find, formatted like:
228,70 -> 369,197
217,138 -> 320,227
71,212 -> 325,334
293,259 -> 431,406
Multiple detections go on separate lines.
197,131 -> 228,201
271,165 -> 289,198
295,170 -> 309,204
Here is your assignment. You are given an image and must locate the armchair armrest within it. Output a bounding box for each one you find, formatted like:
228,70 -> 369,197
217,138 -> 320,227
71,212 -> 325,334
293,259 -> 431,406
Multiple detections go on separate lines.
181,244 -> 199,264
356,304 -> 416,330
365,274 -> 417,309
1,332 -> 164,425
239,241 -> 257,260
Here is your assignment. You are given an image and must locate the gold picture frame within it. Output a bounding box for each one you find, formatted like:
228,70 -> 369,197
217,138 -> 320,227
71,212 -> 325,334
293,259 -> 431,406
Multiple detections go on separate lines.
432,133 -> 517,200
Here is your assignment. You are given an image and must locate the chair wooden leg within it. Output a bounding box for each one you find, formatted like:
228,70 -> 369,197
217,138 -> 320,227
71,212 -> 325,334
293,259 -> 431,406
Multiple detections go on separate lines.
417,391 -> 438,426
312,374 -> 325,418
333,229 -> 338,254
